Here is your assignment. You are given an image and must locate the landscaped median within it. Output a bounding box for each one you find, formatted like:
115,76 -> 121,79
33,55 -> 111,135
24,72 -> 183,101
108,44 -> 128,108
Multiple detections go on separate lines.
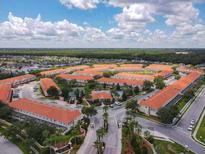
192,108 -> 205,146
153,138 -> 194,154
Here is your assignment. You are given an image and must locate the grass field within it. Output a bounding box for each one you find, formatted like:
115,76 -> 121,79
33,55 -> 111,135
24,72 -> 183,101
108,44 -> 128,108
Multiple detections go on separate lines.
153,139 -> 194,154
196,114 -> 205,143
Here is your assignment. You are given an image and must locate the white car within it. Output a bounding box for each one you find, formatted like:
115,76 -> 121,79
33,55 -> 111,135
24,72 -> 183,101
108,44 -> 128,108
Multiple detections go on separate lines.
90,123 -> 95,128
190,119 -> 195,125
187,127 -> 193,131
189,125 -> 194,128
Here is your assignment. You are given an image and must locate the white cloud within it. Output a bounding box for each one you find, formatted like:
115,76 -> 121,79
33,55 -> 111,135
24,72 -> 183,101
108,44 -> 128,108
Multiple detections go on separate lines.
0,12 -> 106,44
59,0 -> 100,9
115,4 -> 155,28
1,0 -> 205,49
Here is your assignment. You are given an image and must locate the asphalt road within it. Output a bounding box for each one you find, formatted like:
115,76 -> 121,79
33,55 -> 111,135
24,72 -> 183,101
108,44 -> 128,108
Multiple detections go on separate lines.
0,136 -> 22,154
78,86 -> 205,154
137,117 -> 205,154
177,87 -> 205,133
77,108 -> 125,154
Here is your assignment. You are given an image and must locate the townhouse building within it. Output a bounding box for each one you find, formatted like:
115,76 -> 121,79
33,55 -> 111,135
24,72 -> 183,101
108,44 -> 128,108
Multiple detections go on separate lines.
0,74 -> 36,87
9,98 -> 81,129
40,78 -> 62,96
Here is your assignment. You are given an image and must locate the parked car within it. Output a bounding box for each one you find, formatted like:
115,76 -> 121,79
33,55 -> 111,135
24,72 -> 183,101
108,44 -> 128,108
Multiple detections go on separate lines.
187,126 -> 193,131
90,123 -> 95,129
190,119 -> 195,125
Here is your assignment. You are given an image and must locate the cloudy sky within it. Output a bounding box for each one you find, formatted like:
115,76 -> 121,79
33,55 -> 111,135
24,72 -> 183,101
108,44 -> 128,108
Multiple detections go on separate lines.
0,0 -> 205,48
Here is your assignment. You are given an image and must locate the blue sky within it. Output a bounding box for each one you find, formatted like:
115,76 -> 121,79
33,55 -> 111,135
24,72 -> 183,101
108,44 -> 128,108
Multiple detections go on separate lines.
0,0 -> 205,48
0,0 -> 121,30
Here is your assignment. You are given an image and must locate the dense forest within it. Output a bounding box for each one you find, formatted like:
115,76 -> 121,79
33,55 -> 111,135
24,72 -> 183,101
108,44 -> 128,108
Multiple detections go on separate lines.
0,48 -> 205,65
138,52 -> 205,65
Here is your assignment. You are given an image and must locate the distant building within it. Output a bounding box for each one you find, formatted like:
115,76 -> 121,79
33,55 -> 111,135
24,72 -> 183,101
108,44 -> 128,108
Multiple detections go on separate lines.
57,74 -> 93,83
145,64 -> 173,71
97,77 -> 144,88
113,72 -> 154,81
40,78 -> 62,96
40,69 -> 65,77
9,98 -> 81,129
73,70 -> 103,77
0,74 -> 36,87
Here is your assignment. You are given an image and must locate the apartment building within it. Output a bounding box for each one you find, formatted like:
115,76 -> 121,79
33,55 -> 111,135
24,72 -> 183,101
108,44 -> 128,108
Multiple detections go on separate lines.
40,78 -> 62,96
0,84 -> 12,104
0,74 -> 36,87
57,74 -> 93,83
9,98 -> 81,129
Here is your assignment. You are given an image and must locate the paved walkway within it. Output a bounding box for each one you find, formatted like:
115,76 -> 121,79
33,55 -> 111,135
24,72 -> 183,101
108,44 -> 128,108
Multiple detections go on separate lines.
0,136 -> 22,154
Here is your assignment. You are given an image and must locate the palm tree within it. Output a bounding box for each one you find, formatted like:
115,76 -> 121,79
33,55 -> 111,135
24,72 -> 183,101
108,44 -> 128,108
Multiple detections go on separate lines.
103,112 -> 109,131
96,127 -> 105,141
94,140 -> 104,154
95,127 -> 105,154
103,105 -> 108,113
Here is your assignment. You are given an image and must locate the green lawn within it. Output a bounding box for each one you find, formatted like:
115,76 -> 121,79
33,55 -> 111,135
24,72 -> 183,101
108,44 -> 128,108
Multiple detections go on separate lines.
153,139 -> 194,154
196,114 -> 205,143
176,99 -> 187,111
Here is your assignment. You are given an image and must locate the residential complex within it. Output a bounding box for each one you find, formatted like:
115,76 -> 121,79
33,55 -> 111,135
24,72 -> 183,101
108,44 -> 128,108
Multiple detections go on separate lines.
0,62 -> 204,154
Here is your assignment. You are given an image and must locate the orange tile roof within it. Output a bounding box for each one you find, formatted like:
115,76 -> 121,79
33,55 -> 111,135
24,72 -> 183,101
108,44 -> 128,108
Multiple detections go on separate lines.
113,66 -> 143,72
140,86 -> 180,109
83,67 -> 110,72
146,64 -> 173,71
9,98 -> 81,123
120,64 -> 143,67
113,72 -> 154,80
67,65 -> 90,71
40,78 -> 60,92
40,66 -> 90,75
140,71 -> 201,109
91,90 -> 112,100
154,70 -> 173,78
57,74 -> 93,81
0,74 -> 35,85
0,84 -> 12,104
40,69 -> 65,75
92,64 -> 117,68
97,77 -> 144,86
74,70 -> 103,77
